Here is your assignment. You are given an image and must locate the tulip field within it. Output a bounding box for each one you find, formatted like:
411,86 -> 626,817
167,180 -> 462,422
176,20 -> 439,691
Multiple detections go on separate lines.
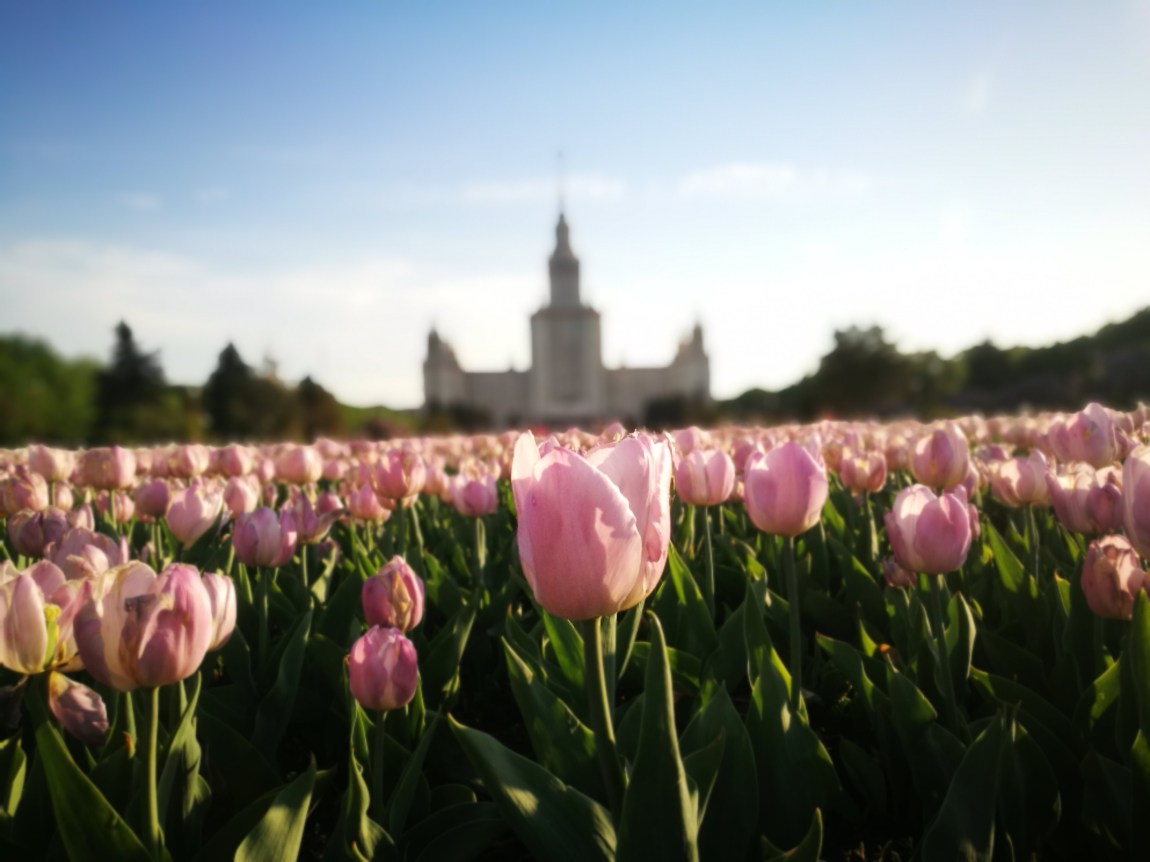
4,403 -> 1150,860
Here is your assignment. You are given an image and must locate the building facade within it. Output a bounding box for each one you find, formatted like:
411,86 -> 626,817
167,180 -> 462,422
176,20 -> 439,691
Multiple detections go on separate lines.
423,214 -> 710,428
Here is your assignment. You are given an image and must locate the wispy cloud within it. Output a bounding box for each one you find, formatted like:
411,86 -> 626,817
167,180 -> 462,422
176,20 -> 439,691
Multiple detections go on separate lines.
459,174 -> 627,204
678,162 -> 874,200
118,192 -> 164,212
193,186 -> 231,204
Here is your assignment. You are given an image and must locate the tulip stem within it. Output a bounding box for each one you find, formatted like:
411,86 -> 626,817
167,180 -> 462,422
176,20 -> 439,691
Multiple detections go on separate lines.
784,535 -> 803,711
257,566 -> 269,664
372,709 -> 387,825
581,617 -> 624,820
1026,506 -> 1042,587
145,686 -> 163,860
928,575 -> 959,733
474,516 -> 487,590
702,506 -> 716,616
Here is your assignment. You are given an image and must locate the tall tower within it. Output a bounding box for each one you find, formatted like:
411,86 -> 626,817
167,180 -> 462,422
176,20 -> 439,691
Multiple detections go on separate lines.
529,213 -> 605,422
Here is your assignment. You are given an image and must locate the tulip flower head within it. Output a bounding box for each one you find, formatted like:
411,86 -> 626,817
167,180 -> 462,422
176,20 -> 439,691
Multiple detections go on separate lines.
362,556 -> 425,631
348,626 -> 419,711
674,447 -> 737,507
885,484 -> 973,575
742,441 -> 829,537
1081,535 -> 1147,620
511,431 -> 672,621
910,422 -> 971,490
232,507 -> 298,568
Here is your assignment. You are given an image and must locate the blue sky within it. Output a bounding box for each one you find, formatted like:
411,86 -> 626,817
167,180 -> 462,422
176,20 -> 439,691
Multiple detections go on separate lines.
2,1 -> 1148,408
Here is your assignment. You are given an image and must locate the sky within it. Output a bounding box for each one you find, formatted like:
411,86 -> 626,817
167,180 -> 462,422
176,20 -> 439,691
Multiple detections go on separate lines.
2,1 -> 1148,409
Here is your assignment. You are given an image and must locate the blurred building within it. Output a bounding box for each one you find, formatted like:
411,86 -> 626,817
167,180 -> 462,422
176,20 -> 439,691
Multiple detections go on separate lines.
423,213 -> 710,428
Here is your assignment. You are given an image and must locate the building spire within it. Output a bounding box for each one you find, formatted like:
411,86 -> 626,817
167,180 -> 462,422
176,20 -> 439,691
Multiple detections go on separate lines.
556,148 -> 565,215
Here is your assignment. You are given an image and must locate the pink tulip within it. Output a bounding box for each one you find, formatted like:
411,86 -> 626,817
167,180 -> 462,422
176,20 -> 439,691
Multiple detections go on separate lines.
168,444 -> 211,479
285,491 -> 343,544
1081,535 -> 1146,620
1048,403 -> 1120,468
133,479 -> 172,519
1046,466 -> 1121,535
451,473 -> 500,517
838,448 -> 887,496
166,480 -> 224,547
232,507 -> 298,568
882,556 -> 917,589
674,448 -> 737,507
1123,446 -> 1150,560
95,490 -> 135,524
910,422 -> 970,490
74,562 -> 215,691
374,448 -> 427,501
217,444 -> 255,478
223,475 -> 261,518
0,567 -> 83,674
7,507 -> 69,557
362,556 -> 425,631
743,441 -> 828,538
989,451 -> 1050,508
348,626 -> 419,711
48,671 -> 109,746
347,483 -> 390,523
45,527 -> 128,580
275,445 -> 323,485
79,446 -> 137,490
28,445 -> 76,483
511,431 -> 672,621
884,484 -> 973,574
202,572 -> 237,651
1,467 -> 49,514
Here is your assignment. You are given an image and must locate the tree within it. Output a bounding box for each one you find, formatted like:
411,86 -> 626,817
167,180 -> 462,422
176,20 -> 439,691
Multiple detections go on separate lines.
92,322 -> 174,442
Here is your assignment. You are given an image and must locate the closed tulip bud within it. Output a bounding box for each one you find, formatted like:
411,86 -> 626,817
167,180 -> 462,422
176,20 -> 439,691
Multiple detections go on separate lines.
882,556 -> 917,589
374,448 -> 427,501
54,482 -> 75,511
232,507 -> 297,568
451,474 -> 500,517
348,626 -> 419,712
838,448 -> 887,495
1123,446 -> 1150,559
80,446 -> 137,490
2,468 -> 49,514
202,572 -> 237,651
674,447 -> 737,507
275,445 -> 323,485
96,490 -> 135,524
347,483 -> 390,523
990,451 -> 1051,508
133,479 -> 172,519
29,445 -> 76,483
910,422 -> 971,490
1047,466 -> 1119,535
512,431 -> 672,621
286,491 -> 343,544
1048,403 -> 1120,468
884,484 -> 973,575
1082,535 -> 1147,620
0,572 -> 51,674
217,444 -> 255,478
167,481 -> 224,547
7,507 -> 69,557
75,562 -> 215,691
67,504 -> 94,532
48,671 -> 109,746
168,444 -> 210,479
223,475 -> 260,518
671,426 -> 706,456
1086,470 -> 1124,534
743,442 -> 828,538
362,556 -> 425,631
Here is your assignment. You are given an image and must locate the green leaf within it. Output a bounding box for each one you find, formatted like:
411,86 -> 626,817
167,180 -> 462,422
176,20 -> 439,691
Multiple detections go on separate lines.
1130,592 -> 1150,740
617,615 -> 699,862
888,671 -> 964,815
746,642 -> 841,848
422,602 -> 477,708
32,720 -> 149,862
157,673 -> 203,830
449,717 -> 616,862
542,612 -> 586,698
920,712 -> 1010,862
253,608 -> 312,762
947,592 -> 976,687
997,722 -> 1060,858
0,735 -> 27,819
503,639 -> 602,797
817,634 -> 890,726
679,687 -> 757,862
1073,658 -> 1122,735
388,714 -> 441,837
405,802 -> 506,862
235,759 -> 317,862
761,808 -> 823,862
659,545 -> 719,657
838,739 -> 886,818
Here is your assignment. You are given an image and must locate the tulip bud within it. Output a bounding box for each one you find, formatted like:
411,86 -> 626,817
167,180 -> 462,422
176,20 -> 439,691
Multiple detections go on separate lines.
347,483 -> 390,523
374,448 -> 427,501
1048,403 -> 1120,468
232,507 -> 297,568
674,448 -> 737,507
451,473 -> 500,517
48,672 -> 109,746
217,444 -> 255,478
990,451 -> 1050,508
910,422 -> 971,490
7,507 -> 69,557
884,485 -> 973,575
882,556 -> 917,589
348,626 -> 419,712
275,445 -> 323,486
1123,445 -> 1150,559
2,467 -> 49,514
1082,535 -> 1147,620
133,479 -> 172,519
222,475 -> 260,518
167,480 -> 224,547
743,442 -> 828,538
29,445 -> 76,483
362,556 -> 425,631
202,572 -> 237,651
169,444 -> 211,479
838,448 -> 887,496
79,447 -> 137,490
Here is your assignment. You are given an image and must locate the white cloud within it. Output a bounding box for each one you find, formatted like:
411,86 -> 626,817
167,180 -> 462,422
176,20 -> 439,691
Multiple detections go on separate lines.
193,186 -> 232,204
678,162 -> 874,200
118,192 -> 164,212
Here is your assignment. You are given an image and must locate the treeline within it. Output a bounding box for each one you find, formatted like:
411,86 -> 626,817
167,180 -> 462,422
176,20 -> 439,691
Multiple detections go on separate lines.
0,322 -> 414,446
719,307 -> 1150,424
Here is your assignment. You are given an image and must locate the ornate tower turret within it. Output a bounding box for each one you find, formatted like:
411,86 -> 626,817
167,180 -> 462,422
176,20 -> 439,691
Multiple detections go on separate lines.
548,213 -> 581,308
